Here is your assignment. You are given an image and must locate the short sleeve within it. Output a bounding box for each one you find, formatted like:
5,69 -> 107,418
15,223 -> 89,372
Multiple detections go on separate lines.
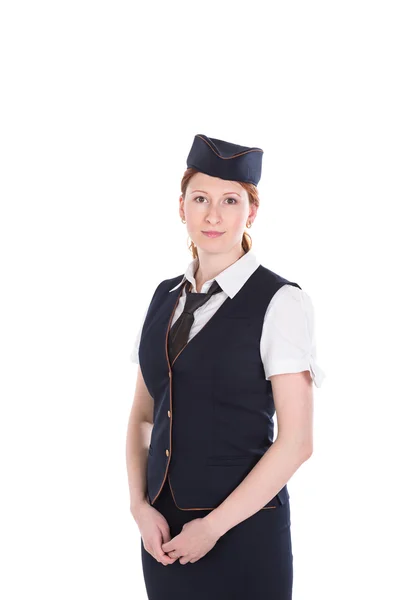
130,306 -> 148,365
261,284 -> 326,388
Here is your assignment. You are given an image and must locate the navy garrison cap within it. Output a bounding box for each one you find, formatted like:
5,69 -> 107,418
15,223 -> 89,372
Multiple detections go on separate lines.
186,134 -> 263,186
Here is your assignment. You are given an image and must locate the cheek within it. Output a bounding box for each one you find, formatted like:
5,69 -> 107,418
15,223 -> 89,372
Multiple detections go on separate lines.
185,204 -> 247,228
229,211 -> 247,228
186,204 -> 206,221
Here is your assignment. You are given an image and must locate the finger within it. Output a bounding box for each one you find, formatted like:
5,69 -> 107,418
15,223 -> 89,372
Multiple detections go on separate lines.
145,544 -> 159,562
155,534 -> 176,565
179,553 -> 191,565
158,553 -> 176,565
160,527 -> 172,546
145,542 -> 175,564
162,532 -> 180,552
157,527 -> 176,564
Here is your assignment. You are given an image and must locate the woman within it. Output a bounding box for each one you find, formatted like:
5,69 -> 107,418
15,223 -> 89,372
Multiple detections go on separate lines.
126,134 -> 325,600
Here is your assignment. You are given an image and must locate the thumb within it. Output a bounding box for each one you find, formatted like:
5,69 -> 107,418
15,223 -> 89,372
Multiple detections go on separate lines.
154,528 -> 175,564
161,535 -> 175,552
160,526 -> 172,546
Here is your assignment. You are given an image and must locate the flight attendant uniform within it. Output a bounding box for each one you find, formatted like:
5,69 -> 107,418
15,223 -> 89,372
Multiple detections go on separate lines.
130,135 -> 326,600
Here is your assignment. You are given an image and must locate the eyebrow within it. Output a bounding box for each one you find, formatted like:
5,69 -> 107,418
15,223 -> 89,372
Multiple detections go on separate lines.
190,189 -> 241,197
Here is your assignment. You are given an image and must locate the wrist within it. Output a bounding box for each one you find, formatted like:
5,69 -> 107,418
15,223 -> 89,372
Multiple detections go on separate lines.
130,497 -> 150,521
203,508 -> 228,539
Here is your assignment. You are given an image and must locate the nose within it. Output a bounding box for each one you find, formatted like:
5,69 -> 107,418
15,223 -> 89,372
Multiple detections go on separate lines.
206,206 -> 221,224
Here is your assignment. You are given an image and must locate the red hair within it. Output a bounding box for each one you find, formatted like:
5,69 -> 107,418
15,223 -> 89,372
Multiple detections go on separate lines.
180,168 -> 260,259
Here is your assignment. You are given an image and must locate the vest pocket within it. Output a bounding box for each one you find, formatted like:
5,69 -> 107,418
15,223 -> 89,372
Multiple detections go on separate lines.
205,460 -> 280,509
205,458 -> 289,509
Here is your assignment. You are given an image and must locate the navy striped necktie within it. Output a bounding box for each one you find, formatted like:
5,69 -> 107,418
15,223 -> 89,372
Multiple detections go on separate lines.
168,278 -> 223,364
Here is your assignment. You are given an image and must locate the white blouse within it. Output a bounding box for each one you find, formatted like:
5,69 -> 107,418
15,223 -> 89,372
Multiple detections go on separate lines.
130,250 -> 326,388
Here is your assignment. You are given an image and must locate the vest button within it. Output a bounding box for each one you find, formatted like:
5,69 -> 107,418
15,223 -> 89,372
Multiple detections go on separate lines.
165,449 -> 169,456
167,410 -> 171,418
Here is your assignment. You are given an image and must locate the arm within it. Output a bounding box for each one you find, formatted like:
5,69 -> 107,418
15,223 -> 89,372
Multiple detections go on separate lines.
125,365 -> 154,519
203,369 -> 314,537
127,365 -> 178,566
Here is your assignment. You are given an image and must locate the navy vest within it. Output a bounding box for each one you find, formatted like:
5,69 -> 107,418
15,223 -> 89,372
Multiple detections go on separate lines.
139,263 -> 301,511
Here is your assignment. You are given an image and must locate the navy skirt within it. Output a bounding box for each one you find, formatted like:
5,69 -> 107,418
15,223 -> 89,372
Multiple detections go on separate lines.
141,477 -> 293,600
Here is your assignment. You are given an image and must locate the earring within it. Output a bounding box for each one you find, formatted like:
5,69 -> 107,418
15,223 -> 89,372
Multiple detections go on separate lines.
181,218 -> 186,224
246,220 -> 252,228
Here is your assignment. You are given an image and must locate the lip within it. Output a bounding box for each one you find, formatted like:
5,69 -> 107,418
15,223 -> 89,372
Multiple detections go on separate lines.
202,231 -> 225,238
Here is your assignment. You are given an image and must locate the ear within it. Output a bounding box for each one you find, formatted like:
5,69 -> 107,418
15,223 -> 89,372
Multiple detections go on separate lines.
248,204 -> 258,221
179,195 -> 185,219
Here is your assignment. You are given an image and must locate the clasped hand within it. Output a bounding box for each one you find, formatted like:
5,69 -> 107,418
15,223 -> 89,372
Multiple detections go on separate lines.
162,516 -> 221,564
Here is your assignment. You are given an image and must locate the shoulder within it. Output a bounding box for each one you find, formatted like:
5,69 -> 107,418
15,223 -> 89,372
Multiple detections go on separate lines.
261,284 -> 326,387
156,273 -> 185,295
257,263 -> 302,293
267,283 -> 315,321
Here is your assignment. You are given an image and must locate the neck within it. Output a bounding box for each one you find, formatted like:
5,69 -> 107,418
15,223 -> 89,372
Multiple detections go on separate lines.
194,246 -> 246,292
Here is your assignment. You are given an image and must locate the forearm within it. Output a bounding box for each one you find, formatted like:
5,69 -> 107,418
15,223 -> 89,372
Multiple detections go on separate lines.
204,438 -> 311,537
125,416 -> 153,517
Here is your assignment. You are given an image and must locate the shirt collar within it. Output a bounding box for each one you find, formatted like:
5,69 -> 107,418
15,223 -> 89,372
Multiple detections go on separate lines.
168,249 -> 261,299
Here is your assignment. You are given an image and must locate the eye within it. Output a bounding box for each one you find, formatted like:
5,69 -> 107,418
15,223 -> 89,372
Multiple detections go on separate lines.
193,196 -> 238,204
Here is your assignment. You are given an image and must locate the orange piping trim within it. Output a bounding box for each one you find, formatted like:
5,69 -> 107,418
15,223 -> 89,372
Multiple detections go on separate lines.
150,286 -> 183,506
150,282 -> 277,511
196,135 -> 263,160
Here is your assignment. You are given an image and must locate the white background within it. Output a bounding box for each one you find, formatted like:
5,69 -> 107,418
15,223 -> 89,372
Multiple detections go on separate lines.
1,1 -> 399,598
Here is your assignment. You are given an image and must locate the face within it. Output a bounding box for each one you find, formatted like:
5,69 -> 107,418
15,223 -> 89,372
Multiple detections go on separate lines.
179,172 -> 257,253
